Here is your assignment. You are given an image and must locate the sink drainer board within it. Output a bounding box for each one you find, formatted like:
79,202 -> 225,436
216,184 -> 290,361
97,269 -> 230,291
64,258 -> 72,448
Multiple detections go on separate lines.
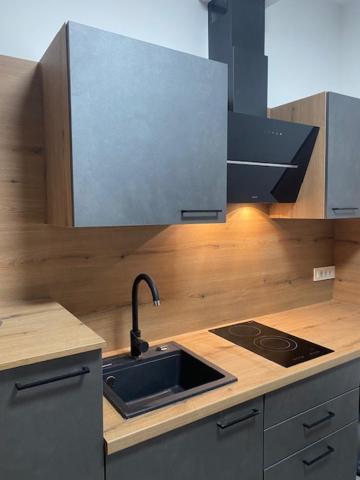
102,342 -> 237,419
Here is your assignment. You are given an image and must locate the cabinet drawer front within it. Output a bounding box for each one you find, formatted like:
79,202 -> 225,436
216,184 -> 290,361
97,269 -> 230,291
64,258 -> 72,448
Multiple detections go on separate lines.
264,422 -> 358,480
107,398 -> 263,480
264,388 -> 359,467
265,359 -> 359,427
0,351 -> 104,480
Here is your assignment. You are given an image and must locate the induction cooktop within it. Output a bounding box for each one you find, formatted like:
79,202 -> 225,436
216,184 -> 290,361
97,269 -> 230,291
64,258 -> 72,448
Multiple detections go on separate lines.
209,321 -> 333,368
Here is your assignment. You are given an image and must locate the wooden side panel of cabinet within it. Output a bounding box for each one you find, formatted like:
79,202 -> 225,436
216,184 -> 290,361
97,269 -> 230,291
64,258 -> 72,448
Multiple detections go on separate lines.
269,92 -> 327,219
40,24 -> 73,227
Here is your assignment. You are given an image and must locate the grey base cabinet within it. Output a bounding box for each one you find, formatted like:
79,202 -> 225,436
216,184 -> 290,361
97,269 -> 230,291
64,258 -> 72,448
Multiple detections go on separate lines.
264,388 -> 359,467
265,422 -> 358,480
264,360 -> 359,480
107,398 -> 263,480
0,350 -> 104,480
106,361 -> 360,480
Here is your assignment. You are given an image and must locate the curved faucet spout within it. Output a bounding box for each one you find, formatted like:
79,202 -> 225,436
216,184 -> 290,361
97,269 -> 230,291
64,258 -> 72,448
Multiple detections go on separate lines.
130,273 -> 160,358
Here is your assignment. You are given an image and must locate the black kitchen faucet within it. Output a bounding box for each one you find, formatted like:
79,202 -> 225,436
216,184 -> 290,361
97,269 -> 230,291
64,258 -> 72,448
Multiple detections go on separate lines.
130,273 -> 160,358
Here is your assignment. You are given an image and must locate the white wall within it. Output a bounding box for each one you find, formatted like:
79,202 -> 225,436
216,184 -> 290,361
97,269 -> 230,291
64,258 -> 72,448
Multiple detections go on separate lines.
339,0 -> 360,98
0,0 -> 359,107
265,0 -> 342,107
0,0 -> 208,61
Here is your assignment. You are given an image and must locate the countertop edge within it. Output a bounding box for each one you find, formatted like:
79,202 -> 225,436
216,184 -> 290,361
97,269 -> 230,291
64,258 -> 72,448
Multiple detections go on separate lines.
0,340 -> 106,373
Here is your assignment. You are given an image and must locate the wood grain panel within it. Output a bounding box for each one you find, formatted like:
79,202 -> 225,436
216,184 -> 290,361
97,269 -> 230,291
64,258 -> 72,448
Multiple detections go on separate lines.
0,55 -> 44,224
0,55 -> 334,352
0,300 -> 105,372
40,24 -> 73,226
334,220 -> 360,303
270,92 -> 327,219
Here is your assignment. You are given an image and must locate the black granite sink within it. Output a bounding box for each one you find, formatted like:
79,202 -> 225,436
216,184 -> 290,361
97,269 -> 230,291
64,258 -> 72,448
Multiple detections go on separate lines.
102,342 -> 237,419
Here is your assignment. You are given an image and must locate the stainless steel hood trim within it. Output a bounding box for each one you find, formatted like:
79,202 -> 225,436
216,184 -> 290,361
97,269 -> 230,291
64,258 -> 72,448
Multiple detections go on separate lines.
227,160 -> 298,169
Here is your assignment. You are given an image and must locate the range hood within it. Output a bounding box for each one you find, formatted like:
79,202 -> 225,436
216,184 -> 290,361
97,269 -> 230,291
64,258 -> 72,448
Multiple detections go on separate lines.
208,0 -> 319,203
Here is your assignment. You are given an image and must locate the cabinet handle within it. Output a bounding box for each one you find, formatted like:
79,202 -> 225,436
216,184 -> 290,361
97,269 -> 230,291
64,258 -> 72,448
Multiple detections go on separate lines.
181,210 -> 222,221
332,208 -> 359,211
217,409 -> 260,430
302,445 -> 335,467
15,367 -> 90,391
303,411 -> 335,430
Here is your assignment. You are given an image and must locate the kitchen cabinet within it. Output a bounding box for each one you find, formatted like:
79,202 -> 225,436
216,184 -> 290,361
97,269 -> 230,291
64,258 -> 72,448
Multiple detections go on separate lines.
106,398 -> 263,480
41,22 -> 227,227
0,350 -> 104,480
105,359 -> 360,480
264,388 -> 359,467
270,92 -> 360,219
264,423 -> 358,480
264,360 -> 359,479
264,357 -> 360,428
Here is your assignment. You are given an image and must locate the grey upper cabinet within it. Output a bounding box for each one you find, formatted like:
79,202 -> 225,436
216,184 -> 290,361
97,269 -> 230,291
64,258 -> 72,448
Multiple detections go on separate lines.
326,92 -> 360,219
107,398 -> 263,480
41,22 -> 228,227
0,350 -> 104,480
270,91 -> 360,219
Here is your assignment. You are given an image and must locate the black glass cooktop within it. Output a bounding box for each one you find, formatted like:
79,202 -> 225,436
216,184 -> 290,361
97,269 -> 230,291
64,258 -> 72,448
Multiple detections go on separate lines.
209,321 -> 333,367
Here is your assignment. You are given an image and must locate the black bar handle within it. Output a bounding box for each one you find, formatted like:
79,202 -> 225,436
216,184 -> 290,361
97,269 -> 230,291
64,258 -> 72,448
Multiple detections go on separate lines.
302,446 -> 335,467
217,409 -> 260,430
15,367 -> 90,391
181,210 -> 223,214
181,209 -> 222,221
303,411 -> 335,430
332,208 -> 359,211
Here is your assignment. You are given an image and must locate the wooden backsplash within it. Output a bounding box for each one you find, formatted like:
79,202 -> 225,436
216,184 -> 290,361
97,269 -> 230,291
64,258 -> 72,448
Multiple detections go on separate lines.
0,55 -> 334,351
334,220 -> 360,303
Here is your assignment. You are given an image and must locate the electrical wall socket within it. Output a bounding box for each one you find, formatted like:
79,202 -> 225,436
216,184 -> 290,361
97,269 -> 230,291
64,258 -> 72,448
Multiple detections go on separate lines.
313,266 -> 336,282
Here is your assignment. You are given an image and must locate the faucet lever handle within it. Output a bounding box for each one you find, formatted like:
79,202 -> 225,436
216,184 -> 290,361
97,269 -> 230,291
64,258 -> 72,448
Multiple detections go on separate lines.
138,338 -> 149,354
130,330 -> 149,357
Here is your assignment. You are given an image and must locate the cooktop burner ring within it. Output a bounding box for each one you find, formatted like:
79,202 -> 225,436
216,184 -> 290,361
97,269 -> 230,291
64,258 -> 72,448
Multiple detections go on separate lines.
228,324 -> 261,338
254,335 -> 298,352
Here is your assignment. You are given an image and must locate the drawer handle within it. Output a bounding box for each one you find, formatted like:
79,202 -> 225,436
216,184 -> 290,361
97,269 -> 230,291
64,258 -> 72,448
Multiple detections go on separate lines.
302,445 -> 335,467
332,208 -> 359,211
303,411 -> 335,430
15,367 -> 90,391
217,409 -> 260,430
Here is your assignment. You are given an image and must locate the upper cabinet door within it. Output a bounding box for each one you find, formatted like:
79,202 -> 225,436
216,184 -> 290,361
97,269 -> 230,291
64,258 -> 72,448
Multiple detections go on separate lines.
326,93 -> 360,219
270,92 -> 360,220
41,22 -> 227,227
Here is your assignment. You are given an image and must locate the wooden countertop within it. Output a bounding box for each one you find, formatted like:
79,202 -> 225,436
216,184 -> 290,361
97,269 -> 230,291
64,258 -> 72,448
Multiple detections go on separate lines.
103,300 -> 360,455
0,300 -> 105,371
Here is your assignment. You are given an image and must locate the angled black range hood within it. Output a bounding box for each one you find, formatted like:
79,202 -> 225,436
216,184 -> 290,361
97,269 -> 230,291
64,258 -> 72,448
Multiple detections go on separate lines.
208,0 -> 319,203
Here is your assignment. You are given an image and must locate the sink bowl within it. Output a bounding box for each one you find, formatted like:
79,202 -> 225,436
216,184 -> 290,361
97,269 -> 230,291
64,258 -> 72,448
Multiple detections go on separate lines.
102,342 -> 237,418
